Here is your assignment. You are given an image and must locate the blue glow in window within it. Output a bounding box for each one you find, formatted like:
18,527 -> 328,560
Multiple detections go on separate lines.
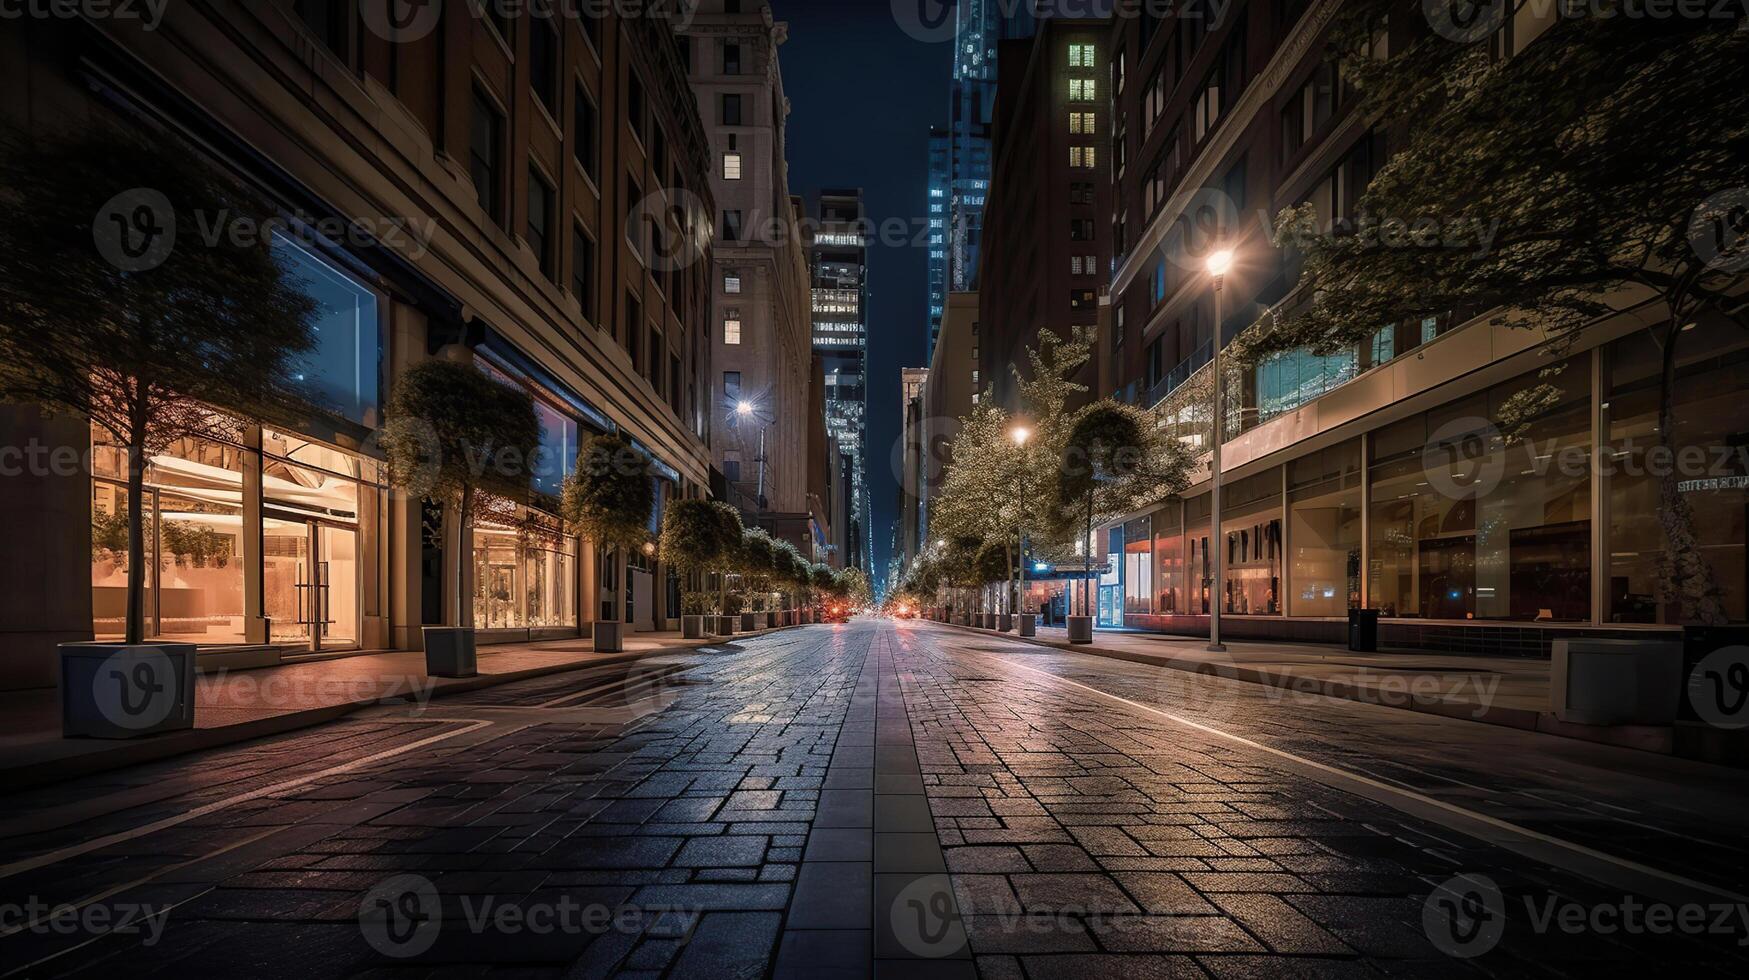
274,234 -> 381,427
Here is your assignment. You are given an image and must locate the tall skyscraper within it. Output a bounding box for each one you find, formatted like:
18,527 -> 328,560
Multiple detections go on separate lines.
925,126 -> 951,363
808,190 -> 872,577
945,1 -> 1036,299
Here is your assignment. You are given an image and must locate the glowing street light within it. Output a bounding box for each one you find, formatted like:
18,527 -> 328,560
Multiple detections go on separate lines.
1205,246 -> 1235,653
1010,425 -> 1030,445
1205,247 -> 1235,279
1009,424 -> 1031,630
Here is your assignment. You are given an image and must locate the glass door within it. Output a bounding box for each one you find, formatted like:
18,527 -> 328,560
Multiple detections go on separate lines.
264,518 -> 360,652
264,518 -> 313,647
316,524 -> 359,650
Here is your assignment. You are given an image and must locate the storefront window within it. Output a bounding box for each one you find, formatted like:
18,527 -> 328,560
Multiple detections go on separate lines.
1152,500 -> 1186,613
1288,441 -> 1362,616
275,234 -> 382,427
263,430 -> 366,649
91,424 -> 248,644
1185,493 -> 1211,614
1606,319 -> 1749,624
1123,516 -> 1152,614
1222,468 -> 1282,615
1369,359 -> 1591,621
473,509 -> 578,630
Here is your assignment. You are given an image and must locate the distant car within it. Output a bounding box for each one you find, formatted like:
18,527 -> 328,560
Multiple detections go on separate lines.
822,603 -> 851,624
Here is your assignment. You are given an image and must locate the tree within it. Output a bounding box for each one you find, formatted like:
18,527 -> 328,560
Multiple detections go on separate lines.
708,501 -> 745,616
0,125 -> 322,644
562,430 -> 655,625
1055,400 -> 1195,618
738,527 -> 776,611
659,498 -> 739,615
772,539 -> 807,606
837,567 -> 873,609
1231,12 -> 1749,622
382,360 -> 541,629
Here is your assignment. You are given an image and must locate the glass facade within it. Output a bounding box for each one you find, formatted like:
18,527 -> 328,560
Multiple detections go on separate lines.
1605,320 -> 1749,624
1123,337 -> 1749,631
275,234 -> 382,427
1288,441 -> 1362,617
1369,360 -> 1590,621
472,509 -> 577,630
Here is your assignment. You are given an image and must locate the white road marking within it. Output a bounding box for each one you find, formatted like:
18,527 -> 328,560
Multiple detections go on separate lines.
931,628 -> 1747,907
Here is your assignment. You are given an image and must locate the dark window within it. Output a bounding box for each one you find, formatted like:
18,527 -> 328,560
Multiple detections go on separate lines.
573,84 -> 599,180
1070,218 -> 1095,241
470,88 -> 504,225
1071,182 -> 1095,206
627,72 -> 646,143
723,210 -> 744,242
650,331 -> 665,389
572,224 -> 595,322
294,0 -> 345,55
650,126 -> 668,185
626,292 -> 643,369
528,167 -> 555,278
530,17 -> 560,118
1222,155 -> 1247,212
724,371 -> 742,399
626,176 -> 644,255
723,42 -> 742,74
581,6 -> 601,50
1071,288 -> 1097,311
670,353 -> 683,416
721,94 -> 743,126
485,2 -> 514,46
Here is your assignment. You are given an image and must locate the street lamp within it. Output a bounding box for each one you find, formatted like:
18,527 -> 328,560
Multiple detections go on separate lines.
734,399 -> 770,510
1205,247 -> 1234,653
1010,424 -> 1031,625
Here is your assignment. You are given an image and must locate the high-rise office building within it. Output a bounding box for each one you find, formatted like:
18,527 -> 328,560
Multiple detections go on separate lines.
945,1 -> 1036,298
925,127 -> 951,362
808,190 -> 872,577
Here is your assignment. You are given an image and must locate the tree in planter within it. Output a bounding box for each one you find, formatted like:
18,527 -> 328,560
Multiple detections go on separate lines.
737,528 -> 777,612
562,430 -> 656,623
810,563 -> 836,611
381,360 -> 541,629
1053,400 -> 1195,621
1230,12 -> 1749,622
772,540 -> 807,611
709,501 -> 745,618
0,125 -> 321,646
659,498 -> 738,621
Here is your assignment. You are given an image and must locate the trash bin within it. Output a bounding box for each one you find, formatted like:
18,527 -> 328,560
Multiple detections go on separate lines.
1347,609 -> 1380,653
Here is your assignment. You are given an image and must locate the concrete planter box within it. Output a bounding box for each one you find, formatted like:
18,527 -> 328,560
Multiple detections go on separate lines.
741,612 -> 759,632
1066,616 -> 1094,643
682,615 -> 707,639
998,613 -> 1013,632
1552,638 -> 1683,726
714,615 -> 738,635
592,620 -> 625,652
60,641 -> 198,739
1017,614 -> 1037,637
423,626 -> 478,678
766,611 -> 778,629
982,614 -> 996,629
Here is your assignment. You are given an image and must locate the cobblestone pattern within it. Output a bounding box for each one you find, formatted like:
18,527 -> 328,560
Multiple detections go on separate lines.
887,625 -> 1749,979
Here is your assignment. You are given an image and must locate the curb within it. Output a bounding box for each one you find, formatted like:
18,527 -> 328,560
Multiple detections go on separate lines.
4,625 -> 811,792
928,621 -> 1674,756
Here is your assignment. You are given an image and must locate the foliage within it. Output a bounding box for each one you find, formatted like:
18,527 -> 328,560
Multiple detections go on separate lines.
810,563 -> 837,592
659,498 -> 737,576
0,124 -> 322,642
738,527 -> 776,607
837,567 -> 873,607
382,360 -> 542,508
771,539 -> 808,595
930,325 -> 1096,560
972,541 -> 1011,586
1229,10 -> 1748,622
561,430 -> 655,553
1055,399 -> 1195,525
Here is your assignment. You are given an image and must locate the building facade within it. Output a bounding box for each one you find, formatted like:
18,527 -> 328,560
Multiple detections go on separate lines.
1097,1 -> 1749,650
0,3 -> 714,688
898,367 -> 930,573
808,189 -> 872,576
978,20 -> 1112,413
921,292 -> 983,547
925,126 -> 951,362
681,1 -> 814,553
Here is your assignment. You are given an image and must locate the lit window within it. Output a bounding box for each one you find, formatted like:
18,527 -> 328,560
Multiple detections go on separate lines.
1069,78 -> 1097,102
1070,145 -> 1097,168
1068,43 -> 1096,68
724,313 -> 742,345
1070,112 -> 1096,135
722,152 -> 742,180
724,272 -> 741,294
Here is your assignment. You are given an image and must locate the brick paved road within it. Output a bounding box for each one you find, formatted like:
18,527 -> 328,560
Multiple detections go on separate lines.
0,619 -> 1745,978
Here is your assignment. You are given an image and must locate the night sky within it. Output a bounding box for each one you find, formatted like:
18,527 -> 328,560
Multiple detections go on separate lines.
776,0 -> 954,585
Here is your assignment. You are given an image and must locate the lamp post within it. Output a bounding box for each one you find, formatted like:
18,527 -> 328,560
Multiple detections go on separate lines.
1010,425 -> 1031,624
1204,248 -> 1234,654
735,399 -> 769,510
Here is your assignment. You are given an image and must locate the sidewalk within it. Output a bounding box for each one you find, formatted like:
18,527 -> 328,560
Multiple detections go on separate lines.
0,627 -> 792,790
936,621 -> 1676,755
